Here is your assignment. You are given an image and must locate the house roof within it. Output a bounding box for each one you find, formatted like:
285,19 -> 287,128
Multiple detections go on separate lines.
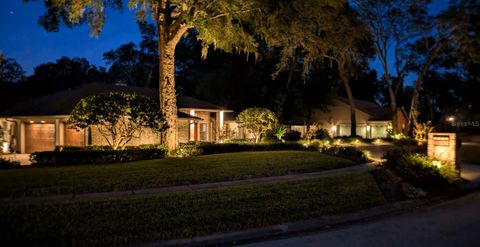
0,83 -> 229,117
336,97 -> 393,121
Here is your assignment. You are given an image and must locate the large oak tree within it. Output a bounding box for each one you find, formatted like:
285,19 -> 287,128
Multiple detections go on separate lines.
28,0 -> 345,149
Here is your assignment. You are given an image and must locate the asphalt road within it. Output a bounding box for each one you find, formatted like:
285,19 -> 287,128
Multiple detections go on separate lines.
240,191 -> 480,247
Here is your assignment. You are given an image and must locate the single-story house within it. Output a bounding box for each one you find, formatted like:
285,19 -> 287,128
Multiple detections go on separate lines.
0,83 -> 231,154
289,97 -> 408,139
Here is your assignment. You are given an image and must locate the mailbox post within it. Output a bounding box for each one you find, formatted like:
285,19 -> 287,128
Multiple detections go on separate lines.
427,133 -> 461,172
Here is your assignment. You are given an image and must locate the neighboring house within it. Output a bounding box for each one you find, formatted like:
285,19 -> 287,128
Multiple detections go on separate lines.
0,83 -> 231,154
288,97 -> 408,139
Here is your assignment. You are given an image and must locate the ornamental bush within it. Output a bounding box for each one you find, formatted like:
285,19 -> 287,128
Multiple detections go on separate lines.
319,146 -> 370,164
69,92 -> 168,150
171,143 -> 306,157
236,108 -> 278,143
30,145 -> 168,166
383,149 -> 462,192
283,130 -> 302,142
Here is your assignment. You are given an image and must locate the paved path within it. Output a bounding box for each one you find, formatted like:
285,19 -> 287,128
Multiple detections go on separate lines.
462,163 -> 480,189
0,163 -> 375,205
240,190 -> 480,247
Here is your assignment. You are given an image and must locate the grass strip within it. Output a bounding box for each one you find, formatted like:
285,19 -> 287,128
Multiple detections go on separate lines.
0,173 -> 385,247
0,151 -> 355,198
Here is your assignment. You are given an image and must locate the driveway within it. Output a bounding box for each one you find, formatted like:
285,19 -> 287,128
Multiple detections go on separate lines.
240,191 -> 480,247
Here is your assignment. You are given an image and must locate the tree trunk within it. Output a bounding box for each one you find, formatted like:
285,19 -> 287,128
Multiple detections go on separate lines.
157,23 -> 178,150
339,66 -> 356,137
407,43 -> 444,136
408,76 -> 422,136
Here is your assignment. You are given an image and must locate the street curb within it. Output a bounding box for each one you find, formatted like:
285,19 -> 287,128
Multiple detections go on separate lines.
132,199 -> 425,247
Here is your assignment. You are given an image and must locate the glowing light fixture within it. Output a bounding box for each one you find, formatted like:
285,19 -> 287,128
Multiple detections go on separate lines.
447,116 -> 455,122
431,160 -> 443,168
1,142 -> 9,153
29,121 -> 34,124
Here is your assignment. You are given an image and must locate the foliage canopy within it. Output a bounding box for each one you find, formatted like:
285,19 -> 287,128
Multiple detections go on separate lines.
69,92 -> 168,149
236,108 -> 278,143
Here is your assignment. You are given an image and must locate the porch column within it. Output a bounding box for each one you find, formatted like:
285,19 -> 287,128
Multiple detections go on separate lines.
216,111 -> 224,142
19,121 -> 25,154
55,119 -> 61,146
189,110 -> 195,141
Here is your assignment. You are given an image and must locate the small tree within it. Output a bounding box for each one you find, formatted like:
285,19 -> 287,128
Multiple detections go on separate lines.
414,121 -> 434,142
236,108 -> 278,144
274,125 -> 288,142
69,92 -> 168,150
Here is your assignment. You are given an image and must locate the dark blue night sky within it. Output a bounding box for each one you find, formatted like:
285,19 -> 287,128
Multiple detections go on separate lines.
1,0 -> 450,83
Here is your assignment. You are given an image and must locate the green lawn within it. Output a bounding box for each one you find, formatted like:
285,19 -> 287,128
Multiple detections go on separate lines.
0,173 -> 385,247
0,151 -> 355,197
462,145 -> 480,164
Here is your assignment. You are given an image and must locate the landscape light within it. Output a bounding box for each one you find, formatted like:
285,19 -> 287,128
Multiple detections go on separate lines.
431,160 -> 443,168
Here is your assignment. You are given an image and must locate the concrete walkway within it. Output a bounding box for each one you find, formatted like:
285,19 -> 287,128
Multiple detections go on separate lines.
0,163 -> 376,205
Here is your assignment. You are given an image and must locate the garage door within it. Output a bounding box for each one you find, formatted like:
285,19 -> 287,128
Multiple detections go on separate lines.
25,123 -> 55,153
64,126 -> 85,147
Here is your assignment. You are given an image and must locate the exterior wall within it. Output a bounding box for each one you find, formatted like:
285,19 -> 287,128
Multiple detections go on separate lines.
428,132 -> 460,169
309,99 -> 372,137
177,119 -> 190,143
90,125 -> 161,146
3,108 -> 229,152
179,108 -> 222,143
195,111 -> 211,142
290,125 -> 307,138
1,117 -> 69,153
286,99 -> 395,138
223,121 -> 254,140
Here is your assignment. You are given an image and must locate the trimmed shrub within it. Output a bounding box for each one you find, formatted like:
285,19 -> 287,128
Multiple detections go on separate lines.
171,143 -> 307,157
314,129 -> 331,140
0,157 -> 21,169
261,131 -> 281,143
283,130 -> 301,142
383,149 -> 462,192
170,143 -> 203,158
31,145 -> 168,166
319,146 -> 370,164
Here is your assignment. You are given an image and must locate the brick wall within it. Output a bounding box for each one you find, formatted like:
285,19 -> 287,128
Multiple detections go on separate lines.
90,125 -> 161,146
428,132 -> 460,170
